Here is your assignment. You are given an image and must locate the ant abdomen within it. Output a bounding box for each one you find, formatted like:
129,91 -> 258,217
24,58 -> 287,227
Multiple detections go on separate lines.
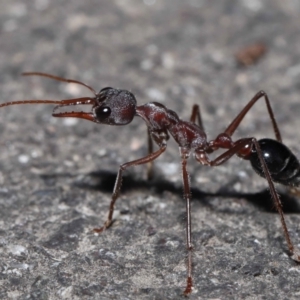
250,138 -> 300,186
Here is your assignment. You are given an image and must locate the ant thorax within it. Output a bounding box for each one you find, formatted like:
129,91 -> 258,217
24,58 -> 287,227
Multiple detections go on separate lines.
136,102 -> 207,150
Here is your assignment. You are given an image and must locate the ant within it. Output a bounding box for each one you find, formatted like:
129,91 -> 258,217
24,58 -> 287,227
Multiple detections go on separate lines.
1,72 -> 300,295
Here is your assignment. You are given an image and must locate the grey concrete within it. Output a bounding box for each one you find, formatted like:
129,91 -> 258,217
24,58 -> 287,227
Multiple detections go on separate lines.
0,1 -> 300,299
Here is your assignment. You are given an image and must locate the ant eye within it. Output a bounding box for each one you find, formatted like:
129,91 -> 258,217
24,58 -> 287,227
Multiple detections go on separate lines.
95,106 -> 111,121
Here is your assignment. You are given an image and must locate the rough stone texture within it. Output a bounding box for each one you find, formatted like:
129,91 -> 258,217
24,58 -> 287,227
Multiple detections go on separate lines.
1,1 -> 300,299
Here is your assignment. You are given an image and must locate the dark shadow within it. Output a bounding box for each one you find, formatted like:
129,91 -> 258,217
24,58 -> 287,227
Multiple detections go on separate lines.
42,169 -> 300,214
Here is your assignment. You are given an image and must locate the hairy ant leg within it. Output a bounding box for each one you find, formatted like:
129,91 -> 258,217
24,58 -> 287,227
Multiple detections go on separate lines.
93,144 -> 167,233
181,104 -> 205,294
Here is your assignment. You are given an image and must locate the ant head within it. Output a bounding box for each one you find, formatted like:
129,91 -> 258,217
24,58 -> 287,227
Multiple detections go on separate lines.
93,87 -> 137,125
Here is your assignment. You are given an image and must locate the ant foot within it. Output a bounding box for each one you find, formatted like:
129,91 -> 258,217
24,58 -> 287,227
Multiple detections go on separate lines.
291,247 -> 300,262
183,276 -> 193,296
93,220 -> 113,234
93,226 -> 105,233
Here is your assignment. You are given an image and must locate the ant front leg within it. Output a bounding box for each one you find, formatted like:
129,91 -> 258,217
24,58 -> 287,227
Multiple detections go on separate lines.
94,144 -> 167,233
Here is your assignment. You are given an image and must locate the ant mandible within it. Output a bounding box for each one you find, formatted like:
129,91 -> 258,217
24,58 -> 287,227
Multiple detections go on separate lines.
1,72 -> 300,295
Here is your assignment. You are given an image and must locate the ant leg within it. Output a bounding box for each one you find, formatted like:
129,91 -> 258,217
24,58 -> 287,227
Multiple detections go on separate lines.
147,129 -> 154,180
180,148 -> 193,295
196,138 -> 253,167
251,139 -> 300,261
197,138 -> 300,261
94,144 -> 167,233
224,91 -> 282,142
190,104 -> 204,131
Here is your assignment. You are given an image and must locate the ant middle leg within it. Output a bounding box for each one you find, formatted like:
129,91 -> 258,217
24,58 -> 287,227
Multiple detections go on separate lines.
180,148 -> 193,295
94,145 -> 167,233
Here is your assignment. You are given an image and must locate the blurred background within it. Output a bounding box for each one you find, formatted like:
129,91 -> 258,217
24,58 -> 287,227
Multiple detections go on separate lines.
1,1 -> 300,299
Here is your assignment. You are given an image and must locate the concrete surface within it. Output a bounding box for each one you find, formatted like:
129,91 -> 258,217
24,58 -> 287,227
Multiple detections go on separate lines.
0,1 -> 300,299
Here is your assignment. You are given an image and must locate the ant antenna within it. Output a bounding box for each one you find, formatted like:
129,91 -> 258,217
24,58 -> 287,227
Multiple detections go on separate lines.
22,72 -> 97,95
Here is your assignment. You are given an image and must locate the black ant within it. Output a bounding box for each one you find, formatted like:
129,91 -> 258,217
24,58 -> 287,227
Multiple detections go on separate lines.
1,72 -> 300,295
